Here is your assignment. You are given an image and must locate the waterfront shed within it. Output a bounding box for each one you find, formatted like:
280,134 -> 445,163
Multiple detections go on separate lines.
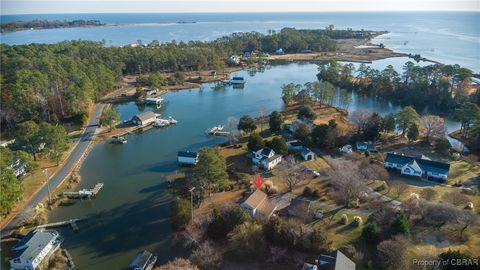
177,151 -> 199,166
131,111 -> 157,126
300,147 -> 316,161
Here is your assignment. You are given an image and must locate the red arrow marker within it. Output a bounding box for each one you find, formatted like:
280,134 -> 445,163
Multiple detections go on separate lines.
253,174 -> 264,189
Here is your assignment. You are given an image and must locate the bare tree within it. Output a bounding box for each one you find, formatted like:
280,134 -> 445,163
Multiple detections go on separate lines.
377,236 -> 410,270
190,241 -> 222,269
155,258 -> 196,270
349,109 -> 373,134
419,115 -> 446,142
453,210 -> 478,237
390,183 -> 409,199
442,191 -> 469,206
277,156 -> 301,192
325,157 -> 369,207
258,104 -> 266,132
226,116 -> 240,145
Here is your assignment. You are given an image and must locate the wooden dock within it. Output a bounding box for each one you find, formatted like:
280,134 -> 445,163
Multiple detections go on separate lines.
62,183 -> 104,199
37,218 -> 86,231
209,130 -> 230,136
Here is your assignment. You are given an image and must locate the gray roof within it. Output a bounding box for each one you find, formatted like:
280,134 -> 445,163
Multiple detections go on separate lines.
317,250 -> 355,270
385,153 -> 450,175
12,229 -> 60,262
133,111 -> 156,122
178,151 -> 198,158
260,147 -> 274,157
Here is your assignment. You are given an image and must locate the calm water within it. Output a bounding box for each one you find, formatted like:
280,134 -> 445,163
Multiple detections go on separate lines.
1,12 -> 479,72
46,60 -> 462,269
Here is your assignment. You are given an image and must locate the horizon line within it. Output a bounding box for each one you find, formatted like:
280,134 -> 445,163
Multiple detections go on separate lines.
3,10 -> 480,16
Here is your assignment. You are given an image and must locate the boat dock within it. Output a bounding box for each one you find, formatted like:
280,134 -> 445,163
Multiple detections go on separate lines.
37,218 -> 87,231
62,183 -> 104,199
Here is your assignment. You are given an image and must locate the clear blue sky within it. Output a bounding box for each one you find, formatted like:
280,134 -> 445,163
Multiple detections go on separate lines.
1,0 -> 479,15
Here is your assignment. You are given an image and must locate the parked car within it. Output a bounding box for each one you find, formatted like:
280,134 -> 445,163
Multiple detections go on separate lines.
315,210 -> 324,220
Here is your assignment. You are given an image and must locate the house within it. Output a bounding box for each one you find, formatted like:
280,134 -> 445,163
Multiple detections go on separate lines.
230,76 -> 245,84
10,229 -> 63,270
384,152 -> 450,181
355,141 -> 377,152
240,189 -> 277,219
274,48 -> 285,55
131,111 -> 157,126
302,250 -> 355,270
285,118 -> 315,134
301,147 -> 316,161
243,51 -> 252,58
251,147 -> 282,170
340,145 -> 353,154
130,250 -> 157,270
143,88 -> 159,96
288,197 -> 311,219
10,158 -> 28,178
228,55 -> 241,65
287,140 -> 304,152
177,151 -> 199,166
0,139 -> 15,147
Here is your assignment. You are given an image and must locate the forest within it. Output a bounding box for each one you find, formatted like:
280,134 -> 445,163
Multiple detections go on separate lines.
0,19 -> 105,33
317,60 -> 479,115
0,27 -> 367,129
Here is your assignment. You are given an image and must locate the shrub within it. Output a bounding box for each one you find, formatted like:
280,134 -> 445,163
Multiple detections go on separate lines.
420,188 -> 437,201
375,181 -> 388,192
353,216 -> 363,227
390,211 -> 411,238
228,222 -> 267,259
340,214 -> 349,225
303,186 -> 313,197
206,207 -> 250,240
359,192 -> 369,203
171,197 -> 191,229
362,221 -> 380,243
465,202 -> 474,210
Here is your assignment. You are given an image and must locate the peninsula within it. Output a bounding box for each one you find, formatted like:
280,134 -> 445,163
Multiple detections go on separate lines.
0,19 -> 105,33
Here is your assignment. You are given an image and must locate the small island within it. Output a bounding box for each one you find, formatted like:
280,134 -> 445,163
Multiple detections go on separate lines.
0,19 -> 105,33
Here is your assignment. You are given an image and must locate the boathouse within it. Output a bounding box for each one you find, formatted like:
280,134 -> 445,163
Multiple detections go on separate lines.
10,229 -> 63,270
384,152 -> 450,181
300,147 -> 316,161
230,76 -> 245,84
131,111 -> 157,126
177,151 -> 199,165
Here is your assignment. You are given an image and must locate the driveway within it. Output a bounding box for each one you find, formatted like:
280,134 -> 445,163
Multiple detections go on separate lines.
2,103 -> 104,232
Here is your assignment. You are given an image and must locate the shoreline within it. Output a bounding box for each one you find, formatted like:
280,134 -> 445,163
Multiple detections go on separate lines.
0,32 -> 447,231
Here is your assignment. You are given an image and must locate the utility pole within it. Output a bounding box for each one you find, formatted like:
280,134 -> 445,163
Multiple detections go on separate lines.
188,187 -> 195,223
43,169 -> 52,204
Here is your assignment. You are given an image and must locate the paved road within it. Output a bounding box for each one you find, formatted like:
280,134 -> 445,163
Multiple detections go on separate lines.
2,103 -> 104,232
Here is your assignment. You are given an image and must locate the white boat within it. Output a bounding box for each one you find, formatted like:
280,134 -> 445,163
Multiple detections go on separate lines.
145,97 -> 164,105
112,136 -> 127,144
167,116 -> 178,124
206,125 -> 224,135
153,119 -> 170,128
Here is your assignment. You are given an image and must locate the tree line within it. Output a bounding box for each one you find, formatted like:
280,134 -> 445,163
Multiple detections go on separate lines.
0,19 -> 104,33
0,28 -> 377,129
317,60 -> 479,116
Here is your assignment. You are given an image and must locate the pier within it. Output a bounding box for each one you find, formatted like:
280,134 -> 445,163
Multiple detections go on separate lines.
62,183 -> 104,199
37,218 -> 87,231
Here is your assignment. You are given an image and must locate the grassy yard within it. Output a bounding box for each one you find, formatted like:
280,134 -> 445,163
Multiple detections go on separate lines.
448,160 -> 480,185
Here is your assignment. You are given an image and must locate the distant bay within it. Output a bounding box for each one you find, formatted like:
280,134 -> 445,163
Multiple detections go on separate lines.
1,12 -> 479,72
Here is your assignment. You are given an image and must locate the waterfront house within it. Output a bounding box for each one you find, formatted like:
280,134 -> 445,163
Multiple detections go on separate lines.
300,147 -> 316,161
285,118 -> 316,134
251,147 -> 282,170
288,197 -> 311,220
228,55 -> 241,65
384,152 -> 450,181
130,250 -> 157,270
177,151 -> 199,166
131,111 -> 157,127
241,189 -> 277,219
274,48 -> 285,55
340,145 -> 353,154
143,88 -> 159,96
10,229 -> 63,270
230,76 -> 245,84
355,141 -> 377,152
287,140 -> 304,152
302,250 -> 355,270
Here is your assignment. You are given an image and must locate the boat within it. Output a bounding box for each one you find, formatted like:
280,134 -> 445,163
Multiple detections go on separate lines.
167,116 -> 178,124
206,125 -> 224,135
153,119 -> 170,128
111,136 -> 127,144
145,97 -> 164,105
130,250 -> 157,270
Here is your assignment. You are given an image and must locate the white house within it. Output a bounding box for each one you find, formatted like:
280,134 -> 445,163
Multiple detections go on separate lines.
228,55 -> 241,65
300,147 -> 316,161
384,153 -> 450,181
240,189 -> 277,219
177,151 -> 199,166
251,147 -> 282,170
131,111 -> 157,126
285,118 -> 315,134
10,229 -> 63,270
